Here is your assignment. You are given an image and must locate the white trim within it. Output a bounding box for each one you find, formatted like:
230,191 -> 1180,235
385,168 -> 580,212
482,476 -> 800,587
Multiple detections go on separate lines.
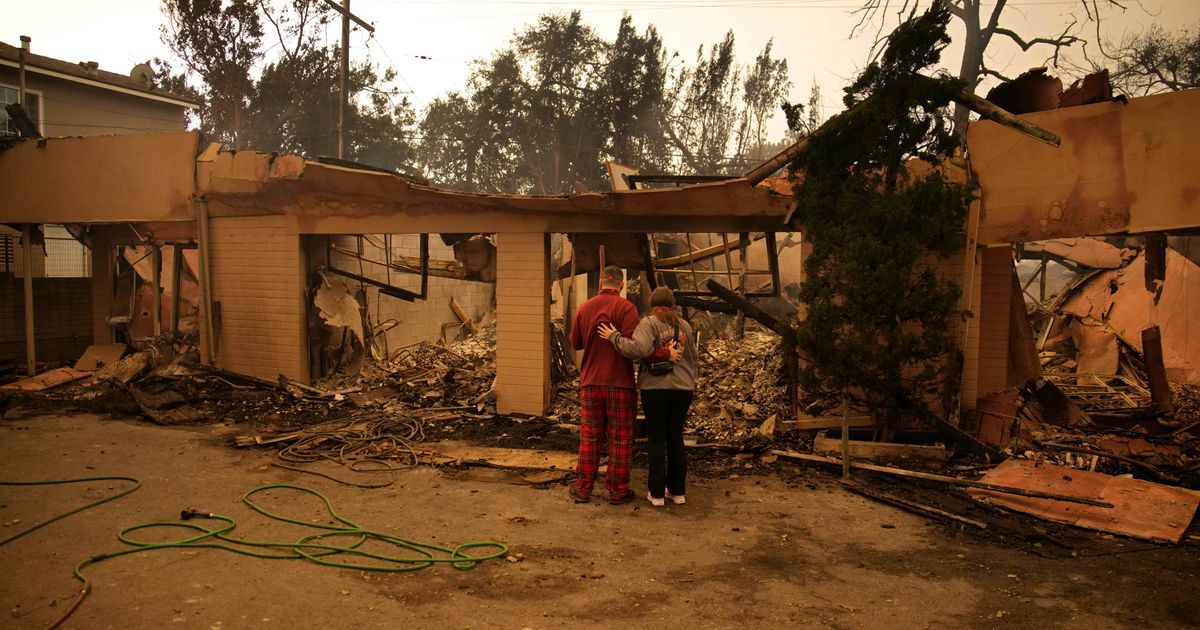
0,59 -> 200,109
0,81 -> 44,135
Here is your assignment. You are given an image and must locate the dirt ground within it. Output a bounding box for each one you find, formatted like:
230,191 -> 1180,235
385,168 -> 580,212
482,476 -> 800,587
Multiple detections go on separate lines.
2,411 -> 1198,629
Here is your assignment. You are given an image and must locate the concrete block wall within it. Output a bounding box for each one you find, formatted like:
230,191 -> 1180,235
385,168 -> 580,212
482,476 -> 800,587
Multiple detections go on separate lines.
495,233 -> 551,415
0,276 -> 93,366
328,235 -> 495,353
207,215 -> 307,382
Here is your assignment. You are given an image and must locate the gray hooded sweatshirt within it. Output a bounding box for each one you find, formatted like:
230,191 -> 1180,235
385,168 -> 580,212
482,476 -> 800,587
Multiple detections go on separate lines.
609,313 -> 698,391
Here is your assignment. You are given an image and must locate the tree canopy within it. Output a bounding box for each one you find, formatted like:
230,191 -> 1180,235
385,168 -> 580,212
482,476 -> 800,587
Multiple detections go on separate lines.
418,11 -> 795,193
158,3 -> 803,191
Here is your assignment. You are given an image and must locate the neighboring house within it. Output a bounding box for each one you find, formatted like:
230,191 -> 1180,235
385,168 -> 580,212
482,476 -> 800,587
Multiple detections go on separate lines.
0,39 -> 199,370
0,39 -> 198,137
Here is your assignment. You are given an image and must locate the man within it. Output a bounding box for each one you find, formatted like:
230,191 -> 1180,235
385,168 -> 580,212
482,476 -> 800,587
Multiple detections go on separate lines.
568,266 -> 671,504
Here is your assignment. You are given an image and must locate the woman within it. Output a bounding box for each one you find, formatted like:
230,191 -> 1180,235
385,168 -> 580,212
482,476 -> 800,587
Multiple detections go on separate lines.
597,286 -> 698,507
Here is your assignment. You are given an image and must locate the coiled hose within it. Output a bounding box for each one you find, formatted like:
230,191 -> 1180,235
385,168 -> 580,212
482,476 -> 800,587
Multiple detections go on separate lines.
1,479 -> 507,629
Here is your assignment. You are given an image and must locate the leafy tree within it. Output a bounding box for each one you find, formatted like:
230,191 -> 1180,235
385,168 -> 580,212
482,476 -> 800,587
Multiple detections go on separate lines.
597,16 -> 673,173
738,40 -> 791,163
161,0 -> 263,145
664,32 -> 741,174
515,12 -> 608,193
160,0 -> 416,171
416,12 -> 795,191
788,5 -> 973,437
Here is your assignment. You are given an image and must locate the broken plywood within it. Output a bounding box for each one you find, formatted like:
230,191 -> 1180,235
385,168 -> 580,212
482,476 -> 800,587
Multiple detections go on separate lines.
1023,237 -> 1130,269
966,459 -> 1200,543
313,275 -> 365,344
2,367 -> 91,391
969,90 -> 1200,245
74,343 -> 127,372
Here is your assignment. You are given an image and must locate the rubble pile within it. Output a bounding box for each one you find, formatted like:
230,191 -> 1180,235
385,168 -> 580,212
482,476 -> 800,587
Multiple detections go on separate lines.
689,330 -> 790,444
998,237 -> 1200,487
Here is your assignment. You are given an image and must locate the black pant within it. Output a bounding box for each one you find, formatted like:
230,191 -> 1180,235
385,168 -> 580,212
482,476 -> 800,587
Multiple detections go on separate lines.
640,389 -> 692,498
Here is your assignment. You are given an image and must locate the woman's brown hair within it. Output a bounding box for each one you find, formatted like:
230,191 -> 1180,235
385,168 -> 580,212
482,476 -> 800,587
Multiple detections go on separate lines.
649,286 -> 679,327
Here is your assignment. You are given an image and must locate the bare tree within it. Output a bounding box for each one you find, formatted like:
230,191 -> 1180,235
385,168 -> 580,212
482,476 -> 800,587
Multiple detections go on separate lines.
1104,23 -> 1200,95
853,0 -> 1136,133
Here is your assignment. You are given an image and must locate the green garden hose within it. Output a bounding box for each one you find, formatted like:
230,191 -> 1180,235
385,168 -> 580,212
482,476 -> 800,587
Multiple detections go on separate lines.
0,476 -> 141,547
1,479 -> 508,629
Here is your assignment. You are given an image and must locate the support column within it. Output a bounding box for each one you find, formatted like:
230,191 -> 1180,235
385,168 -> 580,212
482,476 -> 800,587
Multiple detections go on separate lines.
975,246 -> 1014,399
495,233 -> 552,415
21,224 -> 36,375
196,199 -> 216,365
151,244 -> 162,337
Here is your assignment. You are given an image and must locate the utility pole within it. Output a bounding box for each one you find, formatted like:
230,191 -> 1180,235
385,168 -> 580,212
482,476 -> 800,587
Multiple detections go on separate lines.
321,0 -> 375,159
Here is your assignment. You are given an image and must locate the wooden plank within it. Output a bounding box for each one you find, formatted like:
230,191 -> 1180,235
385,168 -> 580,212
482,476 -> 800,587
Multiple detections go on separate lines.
656,233 -> 764,268
770,449 -> 1114,508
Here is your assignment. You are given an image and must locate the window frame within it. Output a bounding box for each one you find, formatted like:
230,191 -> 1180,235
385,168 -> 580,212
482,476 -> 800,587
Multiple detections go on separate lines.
0,81 -> 45,137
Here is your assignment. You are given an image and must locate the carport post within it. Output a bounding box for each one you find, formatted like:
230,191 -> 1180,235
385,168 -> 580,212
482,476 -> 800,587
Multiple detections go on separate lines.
22,224 -> 36,375
151,244 -> 162,337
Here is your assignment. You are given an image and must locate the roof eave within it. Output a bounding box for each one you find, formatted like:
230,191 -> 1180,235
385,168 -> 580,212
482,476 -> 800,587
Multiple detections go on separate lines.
0,59 -> 200,109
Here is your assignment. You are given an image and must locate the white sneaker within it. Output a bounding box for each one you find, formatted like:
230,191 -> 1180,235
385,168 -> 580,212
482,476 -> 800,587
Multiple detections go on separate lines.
646,492 -> 665,507
665,492 -> 685,505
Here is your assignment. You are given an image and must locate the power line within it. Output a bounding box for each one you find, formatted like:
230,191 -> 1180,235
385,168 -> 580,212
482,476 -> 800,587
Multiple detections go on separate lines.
365,35 -> 427,110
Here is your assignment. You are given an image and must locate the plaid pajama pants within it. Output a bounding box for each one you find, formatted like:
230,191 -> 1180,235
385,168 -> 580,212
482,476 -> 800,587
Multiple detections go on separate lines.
573,385 -> 637,499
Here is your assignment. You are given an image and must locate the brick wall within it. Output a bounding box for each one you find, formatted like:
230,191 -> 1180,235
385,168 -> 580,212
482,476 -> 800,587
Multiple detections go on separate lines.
207,215 -> 307,382
0,276 -> 93,366
495,233 -> 551,415
328,235 -> 494,353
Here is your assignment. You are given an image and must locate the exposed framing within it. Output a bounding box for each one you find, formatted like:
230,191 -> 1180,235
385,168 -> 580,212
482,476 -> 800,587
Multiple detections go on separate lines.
324,233 -> 429,301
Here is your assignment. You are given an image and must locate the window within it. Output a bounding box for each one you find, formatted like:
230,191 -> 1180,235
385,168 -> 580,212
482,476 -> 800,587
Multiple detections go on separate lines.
0,84 -> 42,137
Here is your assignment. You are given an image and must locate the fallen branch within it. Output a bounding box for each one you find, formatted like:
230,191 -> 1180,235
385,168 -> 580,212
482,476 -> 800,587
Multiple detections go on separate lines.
770,449 -> 1115,508
841,479 -> 988,529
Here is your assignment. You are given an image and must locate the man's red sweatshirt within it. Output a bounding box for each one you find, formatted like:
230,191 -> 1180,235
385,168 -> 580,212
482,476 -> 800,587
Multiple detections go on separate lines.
569,288 -> 639,388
